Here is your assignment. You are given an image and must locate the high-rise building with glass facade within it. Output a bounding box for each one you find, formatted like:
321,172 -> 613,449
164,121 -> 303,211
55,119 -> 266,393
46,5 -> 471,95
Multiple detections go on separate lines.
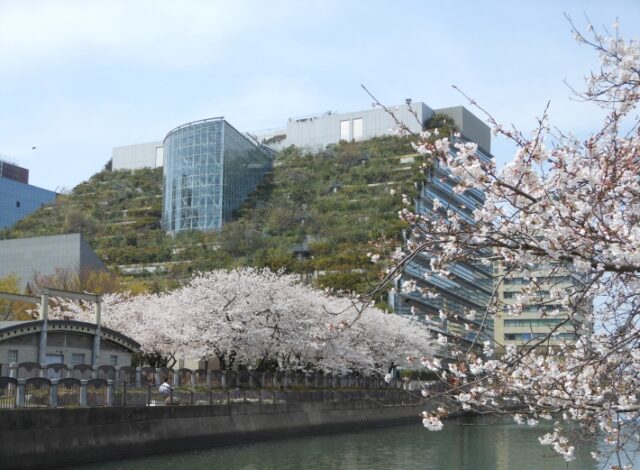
0,160 -> 57,230
162,118 -> 274,233
391,136 -> 495,347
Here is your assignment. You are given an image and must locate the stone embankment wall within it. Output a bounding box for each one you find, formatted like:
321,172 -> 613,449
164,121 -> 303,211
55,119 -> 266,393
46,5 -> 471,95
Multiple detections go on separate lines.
0,395 -> 437,469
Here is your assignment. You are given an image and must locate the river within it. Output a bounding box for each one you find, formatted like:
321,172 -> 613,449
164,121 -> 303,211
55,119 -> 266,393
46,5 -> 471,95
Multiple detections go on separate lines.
77,415 -> 638,469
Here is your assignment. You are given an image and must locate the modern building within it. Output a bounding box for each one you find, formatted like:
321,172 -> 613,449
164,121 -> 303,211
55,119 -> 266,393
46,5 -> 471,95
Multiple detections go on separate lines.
0,233 -> 105,289
256,101 -> 491,155
493,264 -> 590,351
0,159 -> 57,230
112,141 -> 164,170
162,117 -> 274,234
388,109 -> 494,348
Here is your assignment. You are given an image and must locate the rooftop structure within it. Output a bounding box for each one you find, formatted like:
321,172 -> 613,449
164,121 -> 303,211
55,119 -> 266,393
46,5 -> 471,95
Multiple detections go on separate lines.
256,102 -> 491,155
112,141 -> 164,170
0,233 -> 105,289
0,159 -> 28,184
162,117 -> 274,233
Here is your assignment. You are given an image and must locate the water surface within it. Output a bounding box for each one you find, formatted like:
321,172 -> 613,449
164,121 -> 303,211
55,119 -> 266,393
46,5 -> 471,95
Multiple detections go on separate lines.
77,415 -> 637,469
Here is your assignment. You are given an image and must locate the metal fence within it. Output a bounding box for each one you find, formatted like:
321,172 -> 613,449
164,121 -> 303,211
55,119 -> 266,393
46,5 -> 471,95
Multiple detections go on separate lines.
1,363 -> 398,390
0,377 -> 422,409
0,365 -> 439,410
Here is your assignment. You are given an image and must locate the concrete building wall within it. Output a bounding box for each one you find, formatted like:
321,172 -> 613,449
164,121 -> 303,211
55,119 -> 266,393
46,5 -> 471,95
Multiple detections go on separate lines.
435,106 -> 491,154
0,177 -> 57,230
256,102 -> 491,155
267,102 -> 434,151
0,234 -> 104,289
0,335 -> 131,369
112,141 -> 164,170
0,334 -> 37,365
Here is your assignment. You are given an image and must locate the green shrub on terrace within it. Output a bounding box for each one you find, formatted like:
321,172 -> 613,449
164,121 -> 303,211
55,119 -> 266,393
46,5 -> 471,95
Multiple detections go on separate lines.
0,136 -> 428,297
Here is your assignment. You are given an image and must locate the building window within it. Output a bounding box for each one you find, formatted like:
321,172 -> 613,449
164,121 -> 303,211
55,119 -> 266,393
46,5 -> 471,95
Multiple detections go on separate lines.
504,318 -> 563,327
340,120 -> 350,141
353,118 -> 363,140
7,350 -> 18,364
109,355 -> 118,367
15,201 -> 20,208
71,353 -> 85,366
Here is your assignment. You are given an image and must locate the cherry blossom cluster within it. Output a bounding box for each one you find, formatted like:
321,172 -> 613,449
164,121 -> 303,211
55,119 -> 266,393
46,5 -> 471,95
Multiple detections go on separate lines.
377,22 -> 640,468
49,268 -> 435,375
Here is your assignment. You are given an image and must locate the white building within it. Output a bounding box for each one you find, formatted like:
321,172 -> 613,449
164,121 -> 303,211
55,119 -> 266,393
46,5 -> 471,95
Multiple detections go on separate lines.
112,141 -> 164,171
255,101 -> 491,154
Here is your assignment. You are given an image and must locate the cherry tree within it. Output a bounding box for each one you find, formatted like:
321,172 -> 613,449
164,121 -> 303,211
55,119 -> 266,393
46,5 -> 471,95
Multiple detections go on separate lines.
50,268 -> 435,375
372,21 -> 640,468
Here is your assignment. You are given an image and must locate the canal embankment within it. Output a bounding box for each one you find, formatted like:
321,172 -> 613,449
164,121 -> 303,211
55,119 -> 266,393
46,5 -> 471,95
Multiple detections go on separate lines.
0,390 -> 444,469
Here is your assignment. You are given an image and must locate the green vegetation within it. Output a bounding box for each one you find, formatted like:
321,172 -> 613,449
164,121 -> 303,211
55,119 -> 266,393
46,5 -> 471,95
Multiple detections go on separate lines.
0,135 -> 432,297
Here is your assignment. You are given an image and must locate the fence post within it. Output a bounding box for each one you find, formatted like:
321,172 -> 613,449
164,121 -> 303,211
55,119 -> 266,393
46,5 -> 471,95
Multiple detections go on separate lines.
80,380 -> 88,407
107,380 -> 114,406
147,385 -> 151,406
206,371 -> 212,389
191,373 -> 196,389
17,379 -> 26,408
123,381 -> 128,407
9,363 -> 17,379
249,372 -> 254,389
221,371 -> 227,388
50,379 -> 58,408
135,367 -> 142,387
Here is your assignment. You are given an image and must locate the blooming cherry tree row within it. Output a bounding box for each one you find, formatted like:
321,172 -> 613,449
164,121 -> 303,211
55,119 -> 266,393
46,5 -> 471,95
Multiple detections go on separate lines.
50,268 -> 435,375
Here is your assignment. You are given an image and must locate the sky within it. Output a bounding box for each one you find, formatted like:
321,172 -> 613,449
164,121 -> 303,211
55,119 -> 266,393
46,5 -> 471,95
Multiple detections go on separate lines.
0,0 -> 639,192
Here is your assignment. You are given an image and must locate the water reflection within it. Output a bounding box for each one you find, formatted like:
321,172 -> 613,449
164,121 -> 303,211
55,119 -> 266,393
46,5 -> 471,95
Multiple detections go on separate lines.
78,415 -> 635,470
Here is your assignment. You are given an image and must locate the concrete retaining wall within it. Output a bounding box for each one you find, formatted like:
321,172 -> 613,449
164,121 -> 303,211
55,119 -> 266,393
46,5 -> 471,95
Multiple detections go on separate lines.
0,398 -> 433,469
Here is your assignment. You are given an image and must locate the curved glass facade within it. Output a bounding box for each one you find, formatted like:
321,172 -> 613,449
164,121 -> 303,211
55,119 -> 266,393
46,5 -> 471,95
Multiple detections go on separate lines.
162,118 -> 272,233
